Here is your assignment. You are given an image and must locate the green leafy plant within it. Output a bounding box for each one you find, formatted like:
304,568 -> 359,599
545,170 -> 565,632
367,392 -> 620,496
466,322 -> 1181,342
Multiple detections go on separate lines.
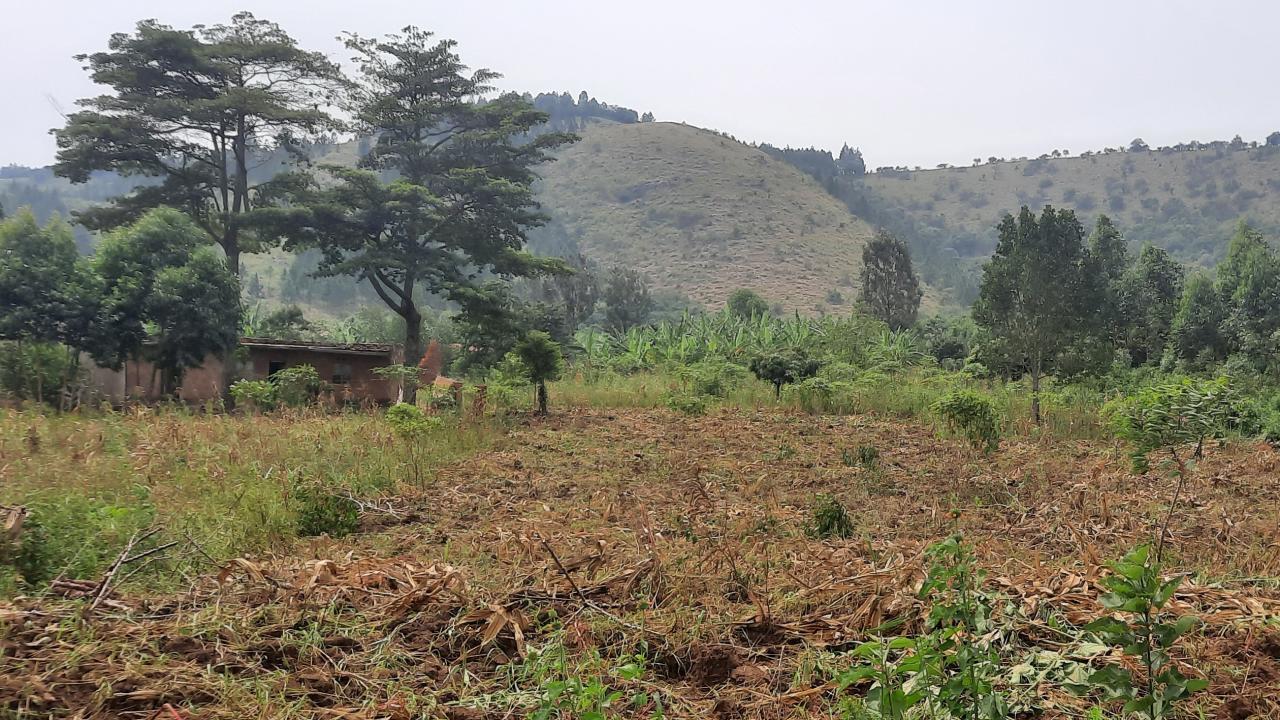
515,330 -> 565,415
677,359 -> 747,398
749,348 -> 820,398
663,391 -> 708,416
294,485 -> 360,538
384,403 -> 444,487
918,535 -> 1009,720
1103,376 -> 1237,473
1079,546 -> 1206,719
229,379 -> 276,413
273,364 -> 324,407
838,635 -> 923,720
932,389 -> 1000,454
373,364 -> 423,404
807,494 -> 856,540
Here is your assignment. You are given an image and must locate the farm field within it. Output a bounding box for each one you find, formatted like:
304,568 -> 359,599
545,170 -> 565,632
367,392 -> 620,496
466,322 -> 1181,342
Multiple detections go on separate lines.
2,399 -> 1278,719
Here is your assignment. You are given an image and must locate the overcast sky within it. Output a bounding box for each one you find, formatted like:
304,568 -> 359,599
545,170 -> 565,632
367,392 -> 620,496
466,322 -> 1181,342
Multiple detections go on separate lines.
2,1 -> 1277,169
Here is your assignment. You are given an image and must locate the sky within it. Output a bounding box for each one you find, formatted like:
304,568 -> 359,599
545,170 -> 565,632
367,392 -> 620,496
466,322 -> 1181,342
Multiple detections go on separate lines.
2,0 -> 1278,169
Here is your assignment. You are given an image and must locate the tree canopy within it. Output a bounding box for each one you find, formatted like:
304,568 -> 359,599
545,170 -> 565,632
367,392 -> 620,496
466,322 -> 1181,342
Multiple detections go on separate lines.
53,12 -> 344,275
261,28 -> 574,398
858,230 -> 923,330
974,206 -> 1096,423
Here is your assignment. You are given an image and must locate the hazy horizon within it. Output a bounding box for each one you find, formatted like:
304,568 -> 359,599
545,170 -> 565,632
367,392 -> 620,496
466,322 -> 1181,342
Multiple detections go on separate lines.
2,0 -> 1278,169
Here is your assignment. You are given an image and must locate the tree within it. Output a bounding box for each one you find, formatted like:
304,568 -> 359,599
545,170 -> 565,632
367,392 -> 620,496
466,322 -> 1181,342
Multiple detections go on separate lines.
837,144 -> 866,176
726,288 -> 770,319
0,209 -> 99,349
0,210 -> 100,404
750,349 -> 819,398
1169,273 -> 1229,366
53,13 -> 343,276
90,207 -> 205,370
1267,131 -> 1280,147
146,248 -> 241,394
602,266 -> 654,332
973,206 -> 1095,424
1215,221 -> 1280,364
538,254 -> 598,334
514,330 -> 563,415
1119,245 -> 1185,365
1129,138 -> 1150,152
1087,215 -> 1129,346
265,28 -> 573,400
858,230 -> 923,330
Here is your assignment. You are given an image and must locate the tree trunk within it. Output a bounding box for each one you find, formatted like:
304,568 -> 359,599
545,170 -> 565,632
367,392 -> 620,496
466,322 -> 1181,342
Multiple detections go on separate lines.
402,305 -> 423,405
536,380 -> 548,415
1030,362 -> 1042,427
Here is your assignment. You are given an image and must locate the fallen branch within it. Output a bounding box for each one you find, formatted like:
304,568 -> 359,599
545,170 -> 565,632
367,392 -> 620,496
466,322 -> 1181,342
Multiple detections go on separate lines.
538,536 -> 663,638
86,527 -> 162,614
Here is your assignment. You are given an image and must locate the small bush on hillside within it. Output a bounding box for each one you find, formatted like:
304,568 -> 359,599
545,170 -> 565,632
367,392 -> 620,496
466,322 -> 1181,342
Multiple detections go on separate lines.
807,495 -> 856,540
294,486 -> 360,538
932,389 -> 1000,453
230,379 -> 276,413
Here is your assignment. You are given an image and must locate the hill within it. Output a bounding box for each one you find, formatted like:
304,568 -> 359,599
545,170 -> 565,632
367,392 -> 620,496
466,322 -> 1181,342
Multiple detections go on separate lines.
534,121 -> 879,312
851,142 -> 1280,303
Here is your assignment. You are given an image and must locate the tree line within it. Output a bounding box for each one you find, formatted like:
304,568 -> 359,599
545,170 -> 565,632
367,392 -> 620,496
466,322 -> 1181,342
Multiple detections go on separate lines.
0,14 -> 615,403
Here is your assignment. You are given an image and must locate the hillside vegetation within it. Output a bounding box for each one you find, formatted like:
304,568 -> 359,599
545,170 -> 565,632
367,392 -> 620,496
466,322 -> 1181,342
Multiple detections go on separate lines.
535,121 -> 878,312
857,143 -> 1280,300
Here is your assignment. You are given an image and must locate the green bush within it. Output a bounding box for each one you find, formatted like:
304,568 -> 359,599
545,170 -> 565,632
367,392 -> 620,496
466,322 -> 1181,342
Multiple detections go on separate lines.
750,349 -> 820,398
385,402 -> 442,439
678,359 -> 747,398
273,364 -> 324,407
1102,376 -> 1237,472
664,391 -> 709,416
807,494 -> 856,540
932,389 -> 1000,453
230,379 -> 276,412
0,494 -> 156,590
294,486 -> 360,538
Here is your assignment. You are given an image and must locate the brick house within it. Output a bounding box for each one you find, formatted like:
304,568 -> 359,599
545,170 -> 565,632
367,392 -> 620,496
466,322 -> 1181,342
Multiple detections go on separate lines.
87,338 -> 403,405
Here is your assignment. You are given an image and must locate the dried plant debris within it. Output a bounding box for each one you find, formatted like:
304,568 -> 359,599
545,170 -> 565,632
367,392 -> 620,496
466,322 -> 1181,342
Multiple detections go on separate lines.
2,408 -> 1278,718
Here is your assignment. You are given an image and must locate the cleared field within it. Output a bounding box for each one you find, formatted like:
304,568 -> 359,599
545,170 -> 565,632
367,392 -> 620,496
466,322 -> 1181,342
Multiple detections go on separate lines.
2,404 -> 1278,719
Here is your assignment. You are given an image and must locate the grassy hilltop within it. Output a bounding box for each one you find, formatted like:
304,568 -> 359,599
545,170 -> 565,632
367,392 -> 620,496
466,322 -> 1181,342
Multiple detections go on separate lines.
861,143 -> 1280,278
536,121 -> 878,312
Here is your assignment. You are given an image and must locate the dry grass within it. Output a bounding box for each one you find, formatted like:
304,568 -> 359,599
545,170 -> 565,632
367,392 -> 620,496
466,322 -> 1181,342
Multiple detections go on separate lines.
536,122 -> 883,313
863,146 -> 1280,266
2,404 -> 1279,718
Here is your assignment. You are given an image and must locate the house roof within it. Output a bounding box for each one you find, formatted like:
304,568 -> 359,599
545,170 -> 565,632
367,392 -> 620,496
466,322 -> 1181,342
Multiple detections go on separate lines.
239,337 -> 398,357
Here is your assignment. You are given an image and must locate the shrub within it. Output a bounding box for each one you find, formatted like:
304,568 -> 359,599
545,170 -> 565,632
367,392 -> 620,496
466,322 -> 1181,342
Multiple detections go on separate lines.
514,331 -> 564,415
726,288 -> 770,319
750,349 -> 820,398
294,486 -> 360,538
385,402 -> 441,439
807,494 -> 855,539
664,391 -> 709,416
932,389 -> 1000,453
230,379 -> 276,413
274,364 -> 324,407
1102,377 -> 1236,472
678,360 -> 747,398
